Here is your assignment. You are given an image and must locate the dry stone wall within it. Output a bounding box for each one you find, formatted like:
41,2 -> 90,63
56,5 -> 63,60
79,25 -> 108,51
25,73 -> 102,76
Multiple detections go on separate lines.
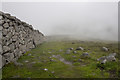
0,11 -> 44,68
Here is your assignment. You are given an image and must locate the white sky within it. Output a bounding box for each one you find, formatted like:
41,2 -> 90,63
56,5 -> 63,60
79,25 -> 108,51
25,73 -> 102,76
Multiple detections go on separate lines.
1,1 -> 118,41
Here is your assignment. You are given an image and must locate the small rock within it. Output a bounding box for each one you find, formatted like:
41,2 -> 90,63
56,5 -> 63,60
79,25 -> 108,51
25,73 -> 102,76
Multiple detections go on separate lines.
69,48 -> 74,50
25,60 -> 29,63
76,47 -> 84,50
72,56 -> 76,58
50,59 -> 56,62
44,68 -> 48,71
81,52 -> 89,57
28,54 -> 31,56
59,49 -> 63,52
51,71 -> 55,74
31,62 -> 36,64
73,51 -> 77,54
72,42 -> 75,44
78,59 -> 82,62
48,56 -> 52,59
13,61 -> 23,66
48,51 -> 52,53
106,56 -> 116,61
101,59 -> 107,64
102,47 -> 108,51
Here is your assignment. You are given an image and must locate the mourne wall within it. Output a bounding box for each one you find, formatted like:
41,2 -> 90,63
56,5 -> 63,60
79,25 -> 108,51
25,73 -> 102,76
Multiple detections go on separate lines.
0,11 -> 44,68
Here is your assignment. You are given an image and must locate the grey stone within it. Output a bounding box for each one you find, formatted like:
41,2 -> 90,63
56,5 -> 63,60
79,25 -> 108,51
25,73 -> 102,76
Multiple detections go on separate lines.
2,29 -> 8,36
76,47 -> 84,50
0,20 -> 4,25
0,26 -> 2,31
0,45 -> 2,54
0,16 -> 3,20
78,59 -> 82,62
73,51 -> 77,54
81,52 -> 89,57
0,55 -> 6,68
50,59 -> 56,62
72,56 -> 76,58
69,48 -> 73,50
97,56 -> 106,61
3,46 -> 10,53
3,53 -> 14,62
28,53 -> 31,56
3,23 -> 9,28
102,47 -> 108,51
25,60 -> 29,63
0,31 -> 2,39
13,60 -> 23,66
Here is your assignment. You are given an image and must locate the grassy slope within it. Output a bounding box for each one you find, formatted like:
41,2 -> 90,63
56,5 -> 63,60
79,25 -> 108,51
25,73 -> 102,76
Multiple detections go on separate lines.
2,40 -> 119,78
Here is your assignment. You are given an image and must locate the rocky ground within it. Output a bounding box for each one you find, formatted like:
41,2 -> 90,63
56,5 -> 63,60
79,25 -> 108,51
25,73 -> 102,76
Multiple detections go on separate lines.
2,38 -> 120,78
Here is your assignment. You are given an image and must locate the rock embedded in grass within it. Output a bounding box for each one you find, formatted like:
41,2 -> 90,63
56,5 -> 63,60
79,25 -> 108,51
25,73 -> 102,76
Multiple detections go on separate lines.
72,56 -> 76,58
50,59 -> 56,62
25,60 -> 29,63
28,54 -> 31,56
13,61 -> 23,66
44,68 -> 48,71
81,52 -> 89,57
106,53 -> 117,61
102,47 -> 109,51
69,48 -> 74,50
76,47 -> 84,50
59,49 -> 63,52
73,51 -> 77,54
78,59 -> 82,62
97,53 -> 117,64
51,71 -> 55,74
72,42 -> 75,44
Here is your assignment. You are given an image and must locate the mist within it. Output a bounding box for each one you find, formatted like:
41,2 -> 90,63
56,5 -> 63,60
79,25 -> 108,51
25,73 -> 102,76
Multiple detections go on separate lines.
2,2 -> 118,41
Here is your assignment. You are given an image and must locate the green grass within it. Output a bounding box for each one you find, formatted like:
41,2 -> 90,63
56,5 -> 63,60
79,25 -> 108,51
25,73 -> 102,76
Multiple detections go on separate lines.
2,40 -> 119,78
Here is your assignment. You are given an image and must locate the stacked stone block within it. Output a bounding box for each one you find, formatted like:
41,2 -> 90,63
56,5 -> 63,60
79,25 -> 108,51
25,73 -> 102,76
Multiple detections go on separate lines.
0,11 -> 44,68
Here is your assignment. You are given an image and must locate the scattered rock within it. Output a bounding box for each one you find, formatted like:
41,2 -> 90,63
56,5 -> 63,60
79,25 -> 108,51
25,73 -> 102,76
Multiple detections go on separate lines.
48,51 -> 52,53
44,68 -> 48,71
73,51 -> 77,54
59,49 -> 63,52
106,53 -> 116,61
28,54 -> 31,56
81,52 -> 89,57
51,71 -> 55,74
97,56 -> 106,61
13,61 -> 23,66
72,42 -> 75,44
25,60 -> 29,63
69,48 -> 74,50
50,59 -> 56,62
72,56 -> 76,58
97,53 -> 117,64
102,47 -> 109,51
76,47 -> 84,50
78,59 -> 82,62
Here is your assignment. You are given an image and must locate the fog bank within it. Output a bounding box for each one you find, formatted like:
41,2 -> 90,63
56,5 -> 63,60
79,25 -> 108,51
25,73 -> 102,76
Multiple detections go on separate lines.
2,2 -> 118,41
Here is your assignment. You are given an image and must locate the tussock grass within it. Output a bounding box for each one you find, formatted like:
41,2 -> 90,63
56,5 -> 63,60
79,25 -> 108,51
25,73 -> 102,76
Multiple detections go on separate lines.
2,40 -> 119,78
